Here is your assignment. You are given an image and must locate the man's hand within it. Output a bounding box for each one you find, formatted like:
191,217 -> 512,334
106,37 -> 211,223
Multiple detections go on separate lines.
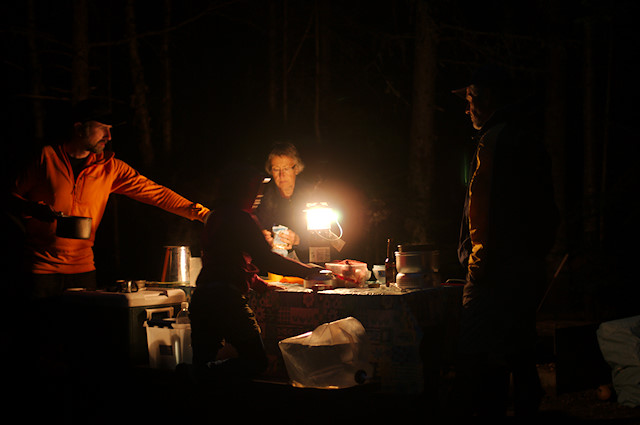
28,201 -> 59,223
251,275 -> 277,293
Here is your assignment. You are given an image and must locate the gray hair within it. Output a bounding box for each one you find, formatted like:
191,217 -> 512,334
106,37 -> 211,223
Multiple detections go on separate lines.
265,142 -> 305,175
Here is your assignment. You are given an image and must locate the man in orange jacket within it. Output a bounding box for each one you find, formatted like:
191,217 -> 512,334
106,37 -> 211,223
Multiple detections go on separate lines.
10,99 -> 211,298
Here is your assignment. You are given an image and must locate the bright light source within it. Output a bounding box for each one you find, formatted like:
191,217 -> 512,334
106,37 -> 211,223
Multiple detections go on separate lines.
305,202 -> 336,230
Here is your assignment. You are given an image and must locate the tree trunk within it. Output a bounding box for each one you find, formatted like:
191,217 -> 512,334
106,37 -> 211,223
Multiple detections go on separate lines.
544,43 -> 568,254
72,0 -> 90,102
282,0 -> 288,125
27,0 -> 44,141
125,0 -> 154,168
314,0 -> 321,143
268,0 -> 278,117
313,0 -> 331,144
407,0 -> 437,243
319,0 -> 331,95
582,17 -> 599,249
161,0 -> 173,160
600,23 -> 613,248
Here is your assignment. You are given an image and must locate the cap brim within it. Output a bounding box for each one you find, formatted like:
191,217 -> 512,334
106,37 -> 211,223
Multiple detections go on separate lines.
451,87 -> 467,99
71,99 -> 119,126
90,114 -> 114,126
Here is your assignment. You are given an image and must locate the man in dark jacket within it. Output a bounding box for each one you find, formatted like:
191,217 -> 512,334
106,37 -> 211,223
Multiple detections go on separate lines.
189,163 -> 323,384
451,65 -> 559,418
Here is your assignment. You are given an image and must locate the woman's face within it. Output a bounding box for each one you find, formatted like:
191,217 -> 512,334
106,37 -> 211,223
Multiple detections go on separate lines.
270,155 -> 299,198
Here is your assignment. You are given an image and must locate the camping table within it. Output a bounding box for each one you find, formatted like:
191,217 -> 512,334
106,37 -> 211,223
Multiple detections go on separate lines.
248,283 -> 463,394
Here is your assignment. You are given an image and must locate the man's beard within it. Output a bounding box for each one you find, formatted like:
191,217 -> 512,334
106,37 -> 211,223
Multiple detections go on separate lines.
87,140 -> 107,153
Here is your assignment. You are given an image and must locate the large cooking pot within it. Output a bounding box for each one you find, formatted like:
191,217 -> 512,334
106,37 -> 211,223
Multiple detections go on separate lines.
55,214 -> 92,239
394,244 -> 440,288
395,244 -> 439,274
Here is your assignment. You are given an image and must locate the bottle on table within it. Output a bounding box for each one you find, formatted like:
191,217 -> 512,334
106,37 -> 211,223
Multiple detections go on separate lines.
385,238 -> 397,286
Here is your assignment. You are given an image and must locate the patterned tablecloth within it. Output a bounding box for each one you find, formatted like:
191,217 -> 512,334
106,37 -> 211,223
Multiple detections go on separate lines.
248,283 -> 463,394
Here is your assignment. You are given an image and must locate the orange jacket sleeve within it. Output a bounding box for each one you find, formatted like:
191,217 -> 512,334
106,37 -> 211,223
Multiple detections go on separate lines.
110,158 -> 210,222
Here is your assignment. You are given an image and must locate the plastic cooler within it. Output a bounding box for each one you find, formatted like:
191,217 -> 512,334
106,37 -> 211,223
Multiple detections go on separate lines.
60,288 -> 186,367
144,318 -> 192,370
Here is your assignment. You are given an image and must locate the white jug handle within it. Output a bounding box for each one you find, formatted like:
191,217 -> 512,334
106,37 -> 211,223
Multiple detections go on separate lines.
145,307 -> 174,321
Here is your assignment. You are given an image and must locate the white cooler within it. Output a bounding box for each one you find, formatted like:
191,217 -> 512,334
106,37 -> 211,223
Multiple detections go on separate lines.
61,288 -> 186,366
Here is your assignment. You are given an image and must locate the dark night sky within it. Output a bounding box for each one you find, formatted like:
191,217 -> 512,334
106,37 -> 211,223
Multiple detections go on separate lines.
2,0 -> 638,316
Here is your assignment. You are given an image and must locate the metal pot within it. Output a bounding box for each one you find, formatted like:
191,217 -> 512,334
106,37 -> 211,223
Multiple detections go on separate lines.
395,244 -> 440,274
394,244 -> 441,288
161,246 -> 192,284
56,214 -> 92,239
395,251 -> 428,274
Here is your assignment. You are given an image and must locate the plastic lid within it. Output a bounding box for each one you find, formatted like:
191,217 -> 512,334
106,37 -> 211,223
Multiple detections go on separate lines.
397,243 -> 437,252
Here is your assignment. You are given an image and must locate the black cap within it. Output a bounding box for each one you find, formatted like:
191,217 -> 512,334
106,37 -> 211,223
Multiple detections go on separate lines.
452,64 -> 512,99
214,161 -> 267,203
71,99 -> 113,125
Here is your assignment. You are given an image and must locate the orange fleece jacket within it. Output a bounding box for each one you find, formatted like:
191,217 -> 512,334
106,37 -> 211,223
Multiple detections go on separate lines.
13,144 -> 210,274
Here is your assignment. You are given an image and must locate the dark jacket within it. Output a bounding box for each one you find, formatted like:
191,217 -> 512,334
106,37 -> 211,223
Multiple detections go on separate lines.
458,100 -> 559,285
254,179 -> 315,262
198,206 -> 314,294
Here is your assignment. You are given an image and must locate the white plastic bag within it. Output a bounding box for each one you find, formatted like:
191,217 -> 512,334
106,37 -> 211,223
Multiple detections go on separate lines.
278,317 -> 373,389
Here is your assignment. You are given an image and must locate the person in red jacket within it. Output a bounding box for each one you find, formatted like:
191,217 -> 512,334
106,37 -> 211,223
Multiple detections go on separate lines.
9,99 -> 211,298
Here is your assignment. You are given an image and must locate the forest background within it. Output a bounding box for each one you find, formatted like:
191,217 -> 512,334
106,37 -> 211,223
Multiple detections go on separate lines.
1,0 -> 638,321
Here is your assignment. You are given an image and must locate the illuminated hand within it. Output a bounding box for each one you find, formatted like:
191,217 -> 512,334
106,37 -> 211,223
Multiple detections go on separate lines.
304,267 -> 332,281
262,229 -> 274,246
251,275 -> 277,293
278,229 -> 300,250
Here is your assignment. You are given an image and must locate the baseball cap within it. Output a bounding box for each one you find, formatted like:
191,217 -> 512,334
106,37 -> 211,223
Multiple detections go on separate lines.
452,64 -> 512,98
71,99 -> 114,125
